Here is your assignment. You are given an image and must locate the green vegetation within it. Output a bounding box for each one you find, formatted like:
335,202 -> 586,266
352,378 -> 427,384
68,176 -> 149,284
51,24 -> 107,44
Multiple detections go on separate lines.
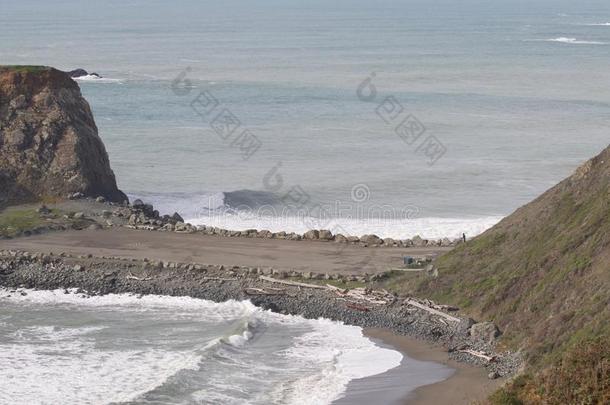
0,206 -> 94,237
0,208 -> 49,237
491,337 -> 610,404
0,65 -> 48,73
392,146 -> 610,403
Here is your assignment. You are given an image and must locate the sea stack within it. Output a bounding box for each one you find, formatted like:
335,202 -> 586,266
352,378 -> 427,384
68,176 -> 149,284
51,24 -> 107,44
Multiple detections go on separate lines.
0,66 -> 126,205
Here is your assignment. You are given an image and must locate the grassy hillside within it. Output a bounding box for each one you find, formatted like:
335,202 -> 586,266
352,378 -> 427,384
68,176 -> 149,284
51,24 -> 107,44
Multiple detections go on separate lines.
415,145 -> 610,403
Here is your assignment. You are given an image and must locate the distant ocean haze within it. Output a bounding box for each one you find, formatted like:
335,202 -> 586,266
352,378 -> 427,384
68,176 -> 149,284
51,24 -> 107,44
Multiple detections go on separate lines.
3,0 -> 609,238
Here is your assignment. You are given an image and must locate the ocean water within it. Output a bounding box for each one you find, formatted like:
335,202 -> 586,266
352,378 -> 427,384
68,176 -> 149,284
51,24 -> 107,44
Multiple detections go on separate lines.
2,0 -> 610,238
0,289 -> 453,404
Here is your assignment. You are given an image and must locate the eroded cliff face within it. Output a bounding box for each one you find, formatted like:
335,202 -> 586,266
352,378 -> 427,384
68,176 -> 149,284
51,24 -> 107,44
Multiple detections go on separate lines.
0,66 -> 127,205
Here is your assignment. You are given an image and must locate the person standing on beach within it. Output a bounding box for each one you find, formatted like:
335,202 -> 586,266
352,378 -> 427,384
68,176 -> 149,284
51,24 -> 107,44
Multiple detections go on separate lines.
462,233 -> 466,243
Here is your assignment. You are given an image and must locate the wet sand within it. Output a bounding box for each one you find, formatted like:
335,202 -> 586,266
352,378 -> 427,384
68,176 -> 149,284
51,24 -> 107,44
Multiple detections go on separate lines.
354,329 -> 504,405
0,227 -> 450,275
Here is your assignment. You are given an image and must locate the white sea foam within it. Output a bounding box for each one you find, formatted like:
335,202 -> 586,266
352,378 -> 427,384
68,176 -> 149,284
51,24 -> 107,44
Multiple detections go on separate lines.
584,22 -> 610,26
188,212 -> 502,240
530,37 -> 607,45
73,74 -> 123,83
274,318 -> 403,405
0,288 -> 258,319
0,293 -> 203,405
130,191 -> 501,239
0,289 -> 406,405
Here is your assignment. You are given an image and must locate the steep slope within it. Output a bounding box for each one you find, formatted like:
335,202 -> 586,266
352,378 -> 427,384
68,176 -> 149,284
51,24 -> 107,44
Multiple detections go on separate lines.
0,66 -> 126,206
415,145 -> 610,403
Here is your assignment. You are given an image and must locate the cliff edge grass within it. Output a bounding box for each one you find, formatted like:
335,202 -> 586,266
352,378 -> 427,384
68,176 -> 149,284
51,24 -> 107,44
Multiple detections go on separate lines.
388,145 -> 610,404
1,65 -> 49,73
0,65 -> 127,208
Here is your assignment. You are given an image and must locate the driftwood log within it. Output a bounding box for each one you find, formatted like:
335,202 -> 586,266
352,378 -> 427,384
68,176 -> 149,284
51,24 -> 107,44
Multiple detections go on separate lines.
404,299 -> 461,323
203,277 -> 237,281
126,272 -> 151,281
259,275 -> 327,289
458,349 -> 495,362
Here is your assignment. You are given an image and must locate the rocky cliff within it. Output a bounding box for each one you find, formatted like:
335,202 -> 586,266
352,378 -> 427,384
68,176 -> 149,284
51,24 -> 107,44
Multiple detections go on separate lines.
0,66 -> 126,206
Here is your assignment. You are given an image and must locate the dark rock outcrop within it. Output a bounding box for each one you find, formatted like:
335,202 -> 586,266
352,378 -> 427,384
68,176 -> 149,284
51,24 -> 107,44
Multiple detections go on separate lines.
66,68 -> 101,78
0,66 -> 126,205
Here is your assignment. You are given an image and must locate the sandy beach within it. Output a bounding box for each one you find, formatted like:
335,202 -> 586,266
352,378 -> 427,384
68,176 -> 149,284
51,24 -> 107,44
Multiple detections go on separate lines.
363,329 -> 505,405
0,227 -> 450,275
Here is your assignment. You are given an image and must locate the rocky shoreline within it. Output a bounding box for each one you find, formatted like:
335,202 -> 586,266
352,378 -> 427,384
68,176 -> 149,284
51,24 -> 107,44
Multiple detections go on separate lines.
5,196 -> 461,251
0,248 -> 521,379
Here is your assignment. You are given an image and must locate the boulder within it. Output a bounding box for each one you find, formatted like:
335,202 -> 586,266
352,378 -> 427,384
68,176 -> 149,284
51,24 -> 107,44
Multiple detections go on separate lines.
318,229 -> 333,240
470,321 -> 501,344
0,66 -> 127,205
383,237 -> 395,246
411,235 -> 426,246
456,317 -> 476,336
36,205 -> 50,214
303,230 -> 319,240
258,230 -> 272,238
171,212 -> 184,223
361,234 -> 382,245
66,69 -> 102,79
334,234 -> 348,243
66,68 -> 88,78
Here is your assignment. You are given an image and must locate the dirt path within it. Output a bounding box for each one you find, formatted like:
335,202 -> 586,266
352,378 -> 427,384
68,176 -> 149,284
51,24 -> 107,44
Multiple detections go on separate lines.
0,228 -> 450,275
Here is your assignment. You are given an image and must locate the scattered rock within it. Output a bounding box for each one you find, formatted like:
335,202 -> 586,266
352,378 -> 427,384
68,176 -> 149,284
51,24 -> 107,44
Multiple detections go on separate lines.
318,230 -> 333,240
171,212 -> 184,223
360,234 -> 382,245
303,230 -> 320,240
456,317 -> 476,336
69,192 -> 84,200
334,234 -> 348,243
470,321 -> 501,344
36,205 -> 51,214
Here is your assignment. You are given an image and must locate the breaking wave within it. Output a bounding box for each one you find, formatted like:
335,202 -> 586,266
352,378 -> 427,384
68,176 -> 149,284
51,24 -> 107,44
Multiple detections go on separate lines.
529,37 -> 607,45
0,289 -> 406,405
